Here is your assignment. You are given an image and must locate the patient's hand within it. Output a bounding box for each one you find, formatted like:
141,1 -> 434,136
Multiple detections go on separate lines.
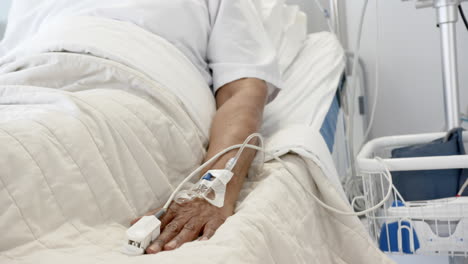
131,78 -> 267,254
133,199 -> 233,254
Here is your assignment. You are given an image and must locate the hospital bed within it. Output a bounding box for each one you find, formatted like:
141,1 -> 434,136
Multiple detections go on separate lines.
0,1 -> 392,264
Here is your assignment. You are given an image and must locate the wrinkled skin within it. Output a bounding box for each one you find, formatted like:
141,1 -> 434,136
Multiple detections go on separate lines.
131,199 -> 233,254
131,78 -> 268,254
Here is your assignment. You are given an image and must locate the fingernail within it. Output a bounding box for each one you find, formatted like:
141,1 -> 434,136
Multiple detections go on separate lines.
200,237 -> 208,241
165,240 -> 177,250
146,245 -> 160,254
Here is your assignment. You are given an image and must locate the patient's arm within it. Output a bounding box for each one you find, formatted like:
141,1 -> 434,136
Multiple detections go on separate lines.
203,77 -> 268,210
144,78 -> 268,254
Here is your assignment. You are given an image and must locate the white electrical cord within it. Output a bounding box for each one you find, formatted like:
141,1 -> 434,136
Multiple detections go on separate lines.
312,0 -> 335,33
264,150 -> 394,216
346,0 -> 383,212
163,133 -> 264,210
342,0 -> 370,210
458,179 -> 468,196
162,133 -> 394,217
361,0 -> 380,143
227,133 -> 264,171
161,0 -> 389,218
346,0 -> 369,175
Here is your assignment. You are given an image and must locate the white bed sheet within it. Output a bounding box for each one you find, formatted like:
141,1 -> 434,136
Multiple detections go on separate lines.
263,32 -> 345,136
262,31 -> 346,190
0,15 -> 393,264
0,0 -> 307,141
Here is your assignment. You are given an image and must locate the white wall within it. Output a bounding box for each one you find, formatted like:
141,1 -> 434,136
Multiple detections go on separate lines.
0,0 -> 12,39
345,1 -> 468,138
286,0 -> 468,139
0,0 -> 11,19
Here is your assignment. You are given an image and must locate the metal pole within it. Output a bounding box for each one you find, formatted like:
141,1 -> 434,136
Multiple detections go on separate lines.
435,0 -> 461,130
329,0 -> 341,39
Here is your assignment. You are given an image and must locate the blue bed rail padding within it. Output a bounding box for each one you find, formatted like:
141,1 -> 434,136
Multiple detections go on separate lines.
379,221 -> 420,254
320,74 -> 345,153
320,95 -> 340,153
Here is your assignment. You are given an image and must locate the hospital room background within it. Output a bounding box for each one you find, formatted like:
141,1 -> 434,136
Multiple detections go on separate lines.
1,0 -> 468,263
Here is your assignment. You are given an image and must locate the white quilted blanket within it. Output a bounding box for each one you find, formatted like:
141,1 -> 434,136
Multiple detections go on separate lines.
0,16 -> 393,264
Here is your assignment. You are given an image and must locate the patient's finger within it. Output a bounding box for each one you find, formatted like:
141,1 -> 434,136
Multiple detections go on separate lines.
164,218 -> 203,250
146,219 -> 185,254
200,218 -> 224,241
130,207 -> 162,225
159,206 -> 177,229
130,217 -> 141,226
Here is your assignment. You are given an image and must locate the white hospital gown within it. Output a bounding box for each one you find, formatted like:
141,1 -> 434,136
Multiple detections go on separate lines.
1,0 -> 281,95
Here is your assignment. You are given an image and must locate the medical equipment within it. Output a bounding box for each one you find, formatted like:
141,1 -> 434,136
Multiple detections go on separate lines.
342,0 -> 374,211
379,197 -> 468,254
120,0 -> 468,257
343,1 -> 468,261
461,5 -> 468,30
344,0 -> 468,162
403,0 -> 468,130
344,0 -> 468,200
122,127 -> 398,255
312,0 -> 334,33
175,169 -> 234,208
0,0 -> 393,262
357,132 -> 468,257
122,134 -> 262,255
122,215 -> 162,256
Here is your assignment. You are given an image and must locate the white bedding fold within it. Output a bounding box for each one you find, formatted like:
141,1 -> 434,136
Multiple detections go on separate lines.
0,48 -> 207,251
0,16 -> 392,264
0,16 -> 216,143
263,32 -> 346,138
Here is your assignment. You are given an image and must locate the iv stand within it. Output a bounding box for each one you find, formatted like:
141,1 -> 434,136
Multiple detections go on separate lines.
409,0 -> 467,130
406,2 -> 467,264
